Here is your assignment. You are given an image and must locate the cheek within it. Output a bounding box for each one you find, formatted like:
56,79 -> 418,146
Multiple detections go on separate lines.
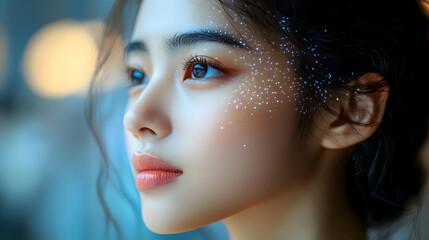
124,128 -> 138,158
194,94 -> 298,190
124,102 -> 139,159
173,82 -> 300,223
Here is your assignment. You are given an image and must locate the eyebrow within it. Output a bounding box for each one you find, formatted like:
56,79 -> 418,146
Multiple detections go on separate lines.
126,29 -> 248,56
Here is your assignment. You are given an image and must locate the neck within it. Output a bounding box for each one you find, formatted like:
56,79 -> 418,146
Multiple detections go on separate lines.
223,147 -> 367,240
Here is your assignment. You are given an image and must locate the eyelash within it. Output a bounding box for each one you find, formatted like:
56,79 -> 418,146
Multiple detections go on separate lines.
124,66 -> 146,88
124,55 -> 225,88
181,55 -> 223,74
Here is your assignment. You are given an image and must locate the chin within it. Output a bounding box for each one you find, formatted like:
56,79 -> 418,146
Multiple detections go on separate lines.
141,207 -> 208,234
143,217 -> 205,234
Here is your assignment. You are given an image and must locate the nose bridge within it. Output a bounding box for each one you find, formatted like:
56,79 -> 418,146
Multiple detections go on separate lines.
123,74 -> 173,140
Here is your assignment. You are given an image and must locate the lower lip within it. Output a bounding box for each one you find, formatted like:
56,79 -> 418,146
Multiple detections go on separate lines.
135,170 -> 182,191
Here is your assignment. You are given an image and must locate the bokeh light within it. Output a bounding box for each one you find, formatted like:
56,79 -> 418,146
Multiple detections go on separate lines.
422,1 -> 429,16
22,20 -> 101,98
0,25 -> 8,90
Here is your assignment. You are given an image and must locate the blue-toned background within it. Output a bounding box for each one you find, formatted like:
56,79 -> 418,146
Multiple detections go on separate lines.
0,0 -> 227,239
0,0 -> 428,239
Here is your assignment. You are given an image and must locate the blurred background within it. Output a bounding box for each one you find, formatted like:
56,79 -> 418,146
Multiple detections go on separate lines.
0,0 -> 428,239
0,0 -> 227,239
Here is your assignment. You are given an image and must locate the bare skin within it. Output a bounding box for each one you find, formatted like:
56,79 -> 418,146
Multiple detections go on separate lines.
123,0 -> 389,239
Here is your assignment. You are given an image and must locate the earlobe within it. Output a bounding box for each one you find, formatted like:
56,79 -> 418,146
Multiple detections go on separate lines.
321,73 -> 390,149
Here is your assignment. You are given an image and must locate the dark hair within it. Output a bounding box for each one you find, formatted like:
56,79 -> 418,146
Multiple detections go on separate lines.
87,0 -> 429,235
215,0 -> 429,228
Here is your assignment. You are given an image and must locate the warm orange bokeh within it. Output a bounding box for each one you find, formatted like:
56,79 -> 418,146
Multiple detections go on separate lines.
22,21 -> 101,98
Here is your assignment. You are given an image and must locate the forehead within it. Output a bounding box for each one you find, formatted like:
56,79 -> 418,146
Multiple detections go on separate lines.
132,0 -> 230,41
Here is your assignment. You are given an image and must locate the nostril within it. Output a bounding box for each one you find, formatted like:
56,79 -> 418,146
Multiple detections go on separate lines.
139,127 -> 156,135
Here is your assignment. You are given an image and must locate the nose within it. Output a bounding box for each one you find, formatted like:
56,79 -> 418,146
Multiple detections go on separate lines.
123,81 -> 173,141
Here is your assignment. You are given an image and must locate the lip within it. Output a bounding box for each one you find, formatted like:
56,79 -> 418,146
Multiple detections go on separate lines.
132,153 -> 182,191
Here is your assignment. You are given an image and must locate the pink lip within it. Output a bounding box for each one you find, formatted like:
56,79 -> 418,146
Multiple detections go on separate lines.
132,153 -> 182,191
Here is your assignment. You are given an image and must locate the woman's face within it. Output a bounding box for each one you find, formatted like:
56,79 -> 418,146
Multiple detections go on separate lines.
123,0 -> 319,233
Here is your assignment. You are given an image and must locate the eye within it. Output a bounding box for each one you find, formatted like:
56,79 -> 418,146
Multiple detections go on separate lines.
127,69 -> 148,87
183,56 -> 224,81
191,63 -> 222,79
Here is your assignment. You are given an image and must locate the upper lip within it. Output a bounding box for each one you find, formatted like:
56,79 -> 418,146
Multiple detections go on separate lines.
132,153 -> 182,173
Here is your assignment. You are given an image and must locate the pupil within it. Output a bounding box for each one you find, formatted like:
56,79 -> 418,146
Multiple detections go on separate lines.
192,64 -> 207,78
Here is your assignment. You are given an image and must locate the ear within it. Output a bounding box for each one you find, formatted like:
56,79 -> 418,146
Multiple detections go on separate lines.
321,73 -> 390,149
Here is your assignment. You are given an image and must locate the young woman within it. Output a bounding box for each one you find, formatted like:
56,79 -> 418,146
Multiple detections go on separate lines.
87,0 -> 429,239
